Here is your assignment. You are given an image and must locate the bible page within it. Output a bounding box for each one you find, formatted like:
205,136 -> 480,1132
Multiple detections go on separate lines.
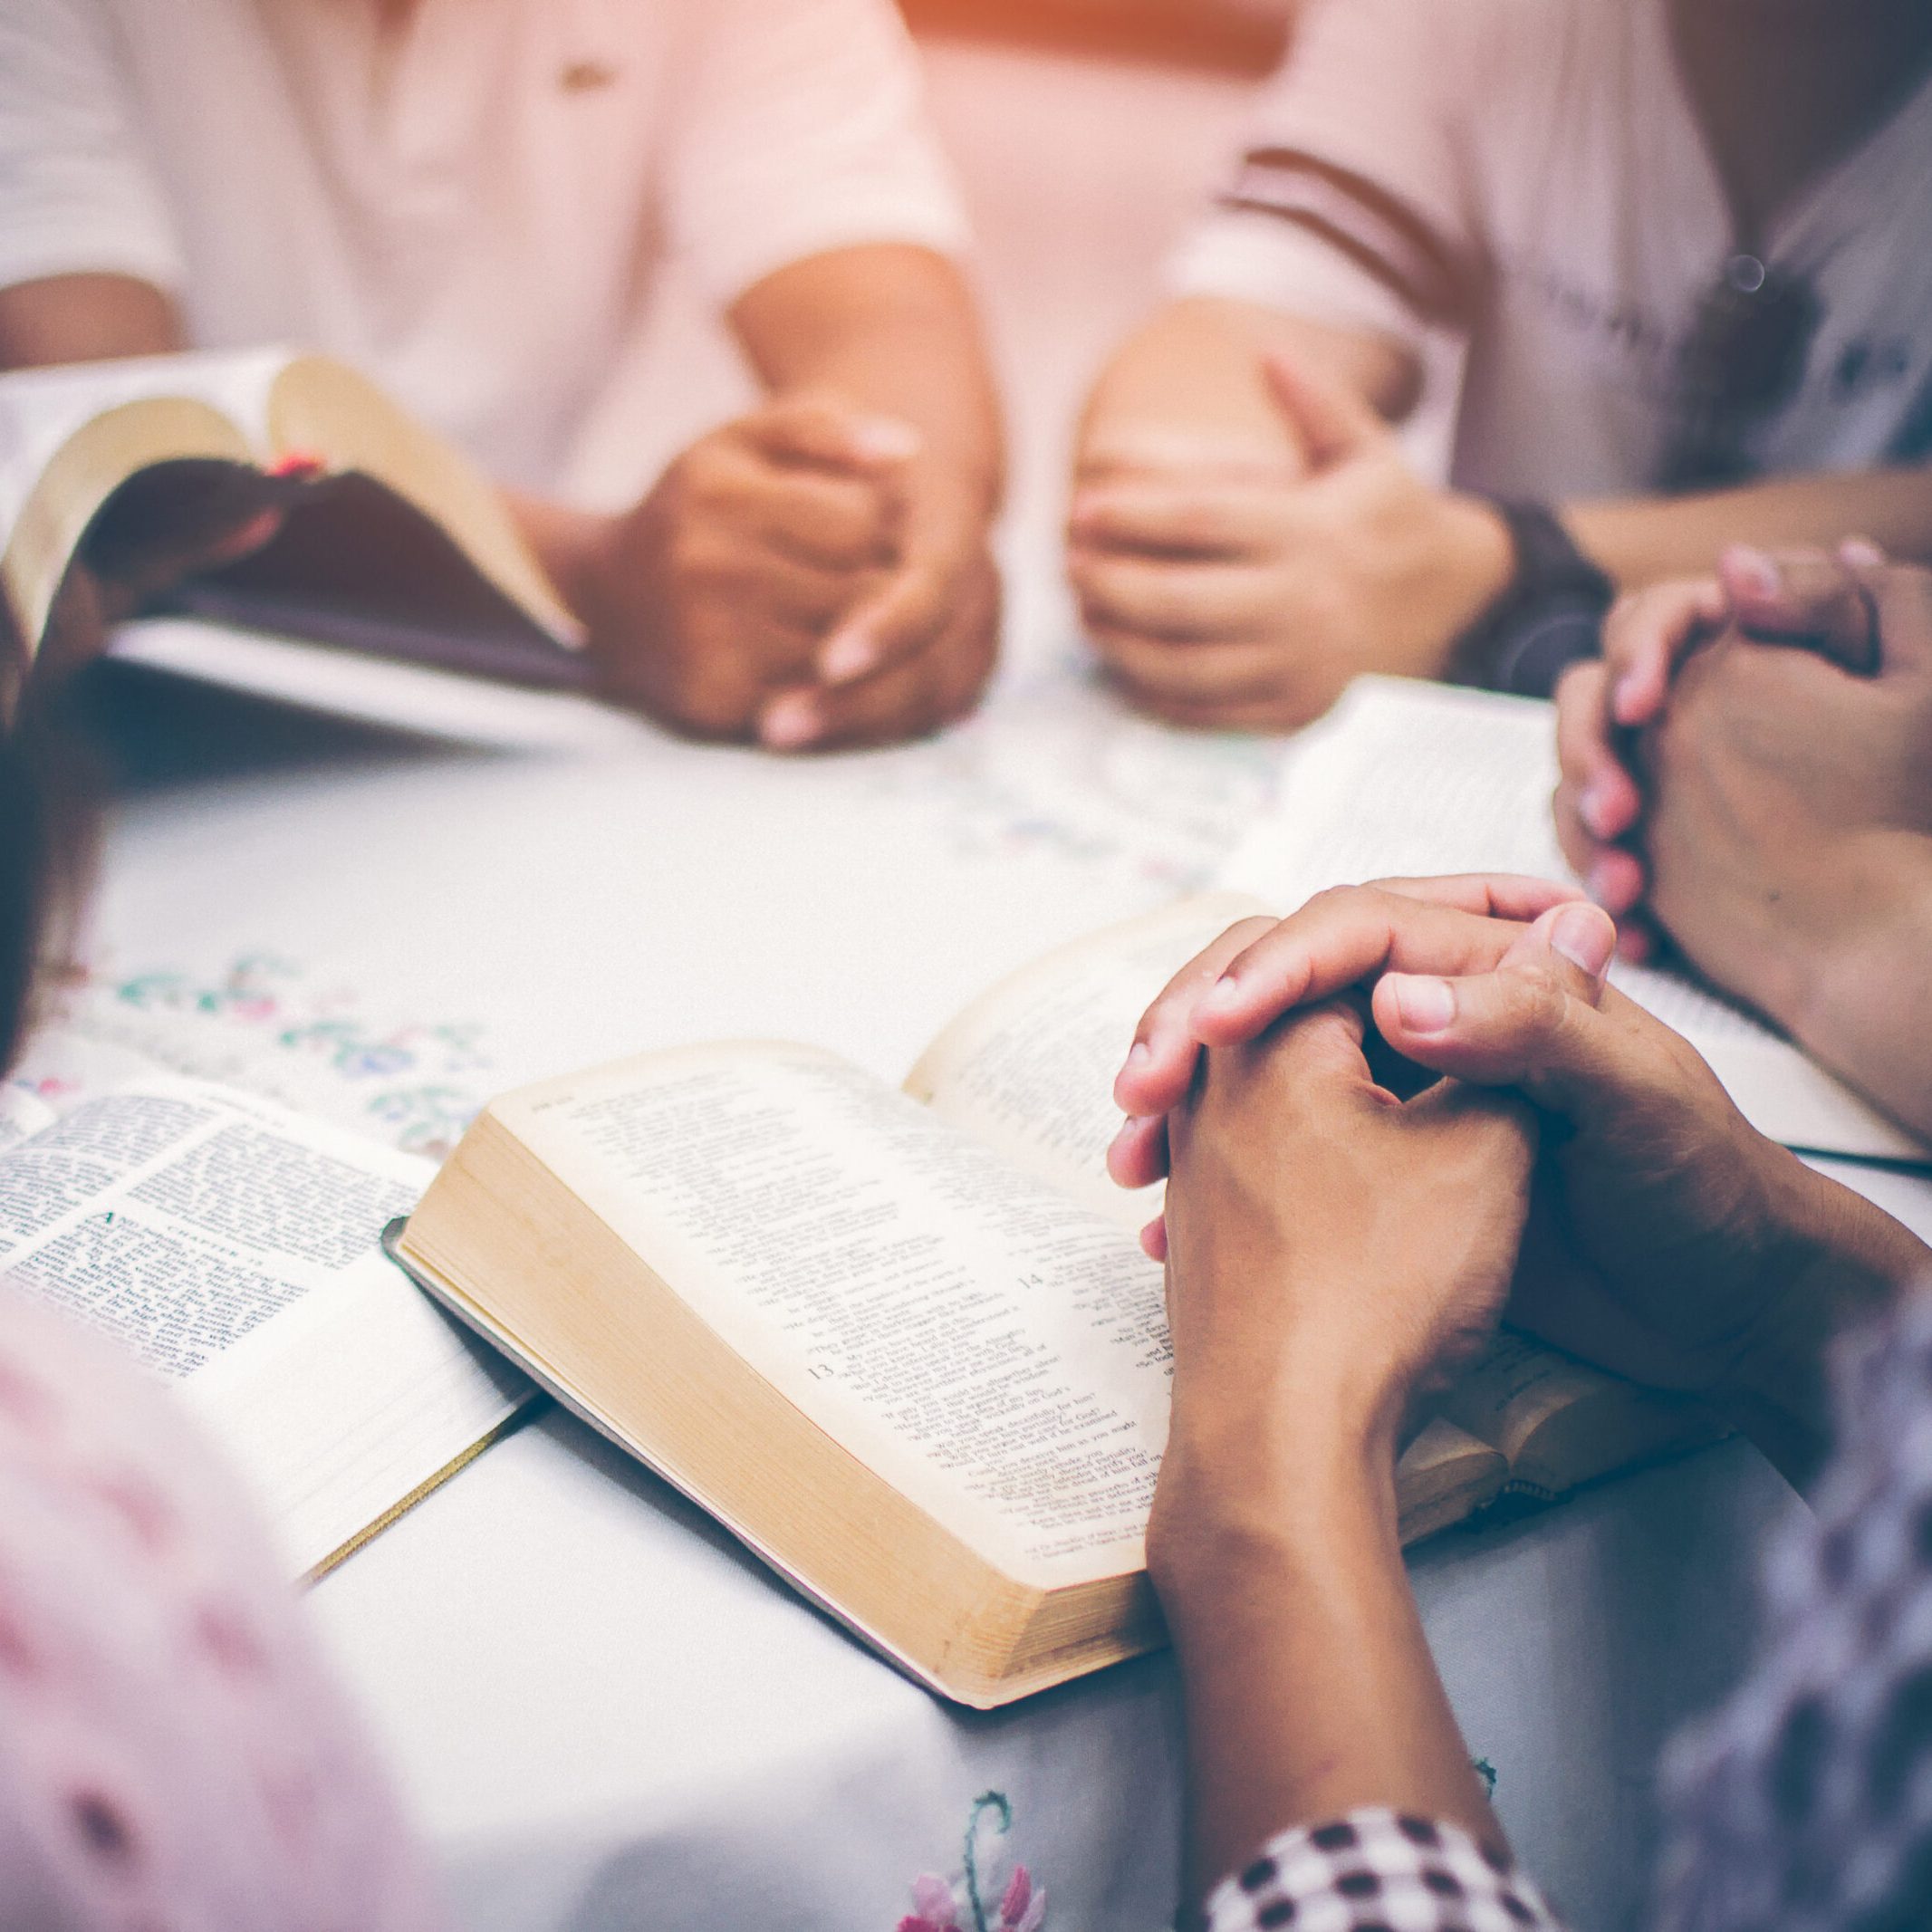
1216,677 -> 1921,1162
0,1084 -> 56,1149
903,893 -> 1267,1235
0,348 -> 291,540
501,1044 -> 1174,1587
1436,1330 -> 1712,1500
0,1076 -> 526,1574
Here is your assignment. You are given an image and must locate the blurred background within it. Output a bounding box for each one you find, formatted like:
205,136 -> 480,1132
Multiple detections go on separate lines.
899,0 -> 1292,72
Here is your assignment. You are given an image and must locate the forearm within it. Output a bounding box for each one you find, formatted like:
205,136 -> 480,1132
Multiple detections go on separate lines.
1153,1415 -> 1502,1910
1565,466 -> 1932,591
499,491 -> 612,629
732,243 -> 1003,543
1077,295 -> 1419,478
1786,842 -> 1932,1145
0,272 -> 180,370
1723,1153 -> 1932,1488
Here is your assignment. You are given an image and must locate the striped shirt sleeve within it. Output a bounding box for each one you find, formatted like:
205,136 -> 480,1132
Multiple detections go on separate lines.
1169,0 -> 1490,346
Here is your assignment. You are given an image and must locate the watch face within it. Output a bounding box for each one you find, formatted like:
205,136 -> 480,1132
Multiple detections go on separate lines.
1451,505 -> 1611,697
1493,603 -> 1606,699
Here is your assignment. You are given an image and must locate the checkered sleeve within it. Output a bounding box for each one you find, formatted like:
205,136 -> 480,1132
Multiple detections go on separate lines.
1652,1291 -> 1932,1931
1200,1808 -> 1566,1932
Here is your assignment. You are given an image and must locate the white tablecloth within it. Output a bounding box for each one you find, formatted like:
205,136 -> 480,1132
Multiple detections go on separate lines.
81,599 -> 1932,1932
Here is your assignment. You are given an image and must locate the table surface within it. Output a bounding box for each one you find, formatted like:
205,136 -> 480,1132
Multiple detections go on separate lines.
70,37 -> 1932,1931
78,578 -> 1932,1932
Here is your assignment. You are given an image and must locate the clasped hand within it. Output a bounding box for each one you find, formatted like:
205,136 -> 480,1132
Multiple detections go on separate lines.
1118,879 -> 1930,1498
583,389 -> 999,751
1067,355 -> 1510,731
1555,547 -> 1932,976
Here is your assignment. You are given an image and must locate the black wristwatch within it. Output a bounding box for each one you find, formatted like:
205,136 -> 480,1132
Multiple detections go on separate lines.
1447,500 -> 1616,698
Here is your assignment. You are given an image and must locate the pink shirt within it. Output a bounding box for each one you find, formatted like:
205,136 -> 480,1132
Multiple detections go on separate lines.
0,1288 -> 445,1930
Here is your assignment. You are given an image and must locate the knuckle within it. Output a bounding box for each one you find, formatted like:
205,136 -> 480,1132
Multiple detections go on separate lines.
658,645 -> 755,736
681,438 -> 740,498
667,525 -> 728,586
1223,916 -> 1279,955
1302,883 -> 1369,924
1551,782 -> 1586,851
1554,658 -> 1602,715
671,686 -> 748,740
1505,966 -> 1571,1049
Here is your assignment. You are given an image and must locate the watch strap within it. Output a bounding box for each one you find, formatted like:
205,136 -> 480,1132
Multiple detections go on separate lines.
1447,500 -> 1615,697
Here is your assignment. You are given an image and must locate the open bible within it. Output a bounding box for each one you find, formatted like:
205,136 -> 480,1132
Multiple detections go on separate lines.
0,349 -> 586,688
391,896 -> 1715,1708
1219,676 -> 1926,1164
0,1073 -> 530,1577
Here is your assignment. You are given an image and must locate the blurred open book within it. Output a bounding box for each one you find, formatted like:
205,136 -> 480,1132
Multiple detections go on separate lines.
0,1066 -> 530,1580
0,349 -> 587,691
1217,676 -> 1927,1165
389,895 -> 1716,1708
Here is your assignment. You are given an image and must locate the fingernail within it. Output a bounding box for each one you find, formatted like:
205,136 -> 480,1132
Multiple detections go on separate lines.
1840,536 -> 1886,569
1723,543 -> 1782,600
1124,1042 -> 1150,1073
850,417 -> 922,463
1391,975 -> 1456,1034
818,628 -> 875,683
1192,976 -> 1244,1027
1139,1217 -> 1168,1263
1551,902 -> 1615,978
758,694 -> 820,749
1610,673 -> 1648,726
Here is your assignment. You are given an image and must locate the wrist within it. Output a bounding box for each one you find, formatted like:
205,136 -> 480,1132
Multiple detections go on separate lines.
506,494 -> 620,630
1417,493 -> 1515,672
1150,1395 -> 1399,1617
1718,1151 -> 1930,1471
1442,491 -> 1517,619
899,451 -> 998,565
1784,837 -> 1932,1127
1441,498 -> 1615,695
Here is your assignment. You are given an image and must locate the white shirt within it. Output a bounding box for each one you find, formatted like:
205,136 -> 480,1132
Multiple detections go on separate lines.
0,0 -> 970,492
1170,0 -> 1932,499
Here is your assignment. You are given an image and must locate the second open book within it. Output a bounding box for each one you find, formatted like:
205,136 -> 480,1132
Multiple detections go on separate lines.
1218,677 -> 1924,1163
393,894 -> 1716,1709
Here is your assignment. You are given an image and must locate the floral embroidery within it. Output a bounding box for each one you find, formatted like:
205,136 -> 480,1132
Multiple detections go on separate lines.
899,1791 -> 1046,1932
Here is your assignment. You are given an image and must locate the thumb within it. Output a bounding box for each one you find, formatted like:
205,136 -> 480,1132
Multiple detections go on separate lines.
1260,351 -> 1388,470
745,390 -> 923,476
1851,556 -> 1932,677
815,556 -> 948,685
1370,901 -> 1627,1110
1718,544 -> 1878,674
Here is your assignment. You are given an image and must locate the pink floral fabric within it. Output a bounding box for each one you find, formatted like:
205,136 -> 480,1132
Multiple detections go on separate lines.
899,1792 -> 1047,1932
0,1288 -> 447,1931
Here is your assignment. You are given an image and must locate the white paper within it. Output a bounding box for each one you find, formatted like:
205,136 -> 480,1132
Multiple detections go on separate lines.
505,1045 -> 1171,1582
109,619 -> 645,751
0,1075 -> 525,1572
908,893 -> 1264,1231
0,349 -> 292,543
1218,677 -> 1925,1163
